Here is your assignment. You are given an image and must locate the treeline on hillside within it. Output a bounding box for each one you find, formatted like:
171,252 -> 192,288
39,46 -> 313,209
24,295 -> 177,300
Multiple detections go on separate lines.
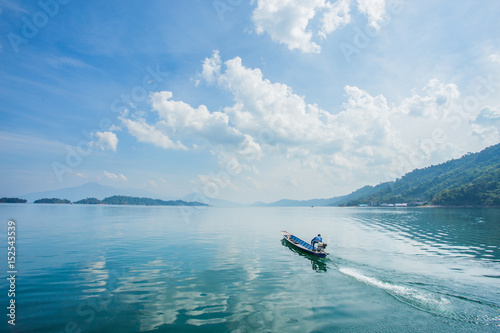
432,169 -> 500,206
344,143 -> 500,207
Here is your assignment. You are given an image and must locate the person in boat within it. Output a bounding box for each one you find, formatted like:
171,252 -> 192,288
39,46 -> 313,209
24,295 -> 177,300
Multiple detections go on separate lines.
311,234 -> 322,250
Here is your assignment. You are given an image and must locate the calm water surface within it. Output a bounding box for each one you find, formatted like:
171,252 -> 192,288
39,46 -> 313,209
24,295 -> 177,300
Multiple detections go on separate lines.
1,205 -> 499,332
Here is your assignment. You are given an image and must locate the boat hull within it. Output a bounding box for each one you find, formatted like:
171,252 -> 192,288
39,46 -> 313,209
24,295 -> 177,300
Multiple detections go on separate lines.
281,231 -> 328,258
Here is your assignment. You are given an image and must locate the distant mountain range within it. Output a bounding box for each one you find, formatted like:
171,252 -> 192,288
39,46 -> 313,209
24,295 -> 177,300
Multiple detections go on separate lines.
252,184 -> 386,207
14,143 -> 500,207
18,182 -> 238,206
182,193 -> 244,207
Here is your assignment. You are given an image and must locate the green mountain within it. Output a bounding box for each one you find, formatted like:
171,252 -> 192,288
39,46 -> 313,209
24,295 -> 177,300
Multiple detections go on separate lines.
344,143 -> 500,206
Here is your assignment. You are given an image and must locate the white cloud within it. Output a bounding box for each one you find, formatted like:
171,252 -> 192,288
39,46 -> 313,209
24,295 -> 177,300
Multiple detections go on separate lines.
123,51 -> 498,201
108,124 -> 121,132
252,0 -> 324,53
150,91 -> 245,147
120,68 -> 250,151
104,171 -> 127,182
208,53 -> 401,167
92,131 -> 118,152
121,117 -> 188,150
471,106 -> 500,144
191,53 -> 399,192
474,106 -> 500,125
198,50 -> 221,85
319,0 -> 352,38
356,0 -> 387,29
207,53 -> 500,195
251,0 -> 393,53
193,173 -> 236,193
398,79 -> 460,119
489,54 -> 500,64
220,56 -> 327,143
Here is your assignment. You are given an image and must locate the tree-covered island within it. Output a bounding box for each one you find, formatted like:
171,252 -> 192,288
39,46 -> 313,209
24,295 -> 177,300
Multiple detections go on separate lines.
34,198 -> 71,204
0,197 -> 27,203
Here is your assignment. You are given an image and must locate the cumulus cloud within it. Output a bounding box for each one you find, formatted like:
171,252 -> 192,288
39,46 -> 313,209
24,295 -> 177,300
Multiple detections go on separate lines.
121,117 -> 188,150
471,106 -> 500,144
204,51 -> 402,166
120,87 -> 249,159
209,52 -> 498,188
104,171 -> 127,182
252,0 -> 324,53
398,79 -> 460,119
199,50 -> 221,85
122,51 -> 496,200
319,0 -> 352,38
92,131 -> 118,151
251,0 -> 390,53
218,56 -> 335,146
150,91 -> 245,146
356,0 -> 387,29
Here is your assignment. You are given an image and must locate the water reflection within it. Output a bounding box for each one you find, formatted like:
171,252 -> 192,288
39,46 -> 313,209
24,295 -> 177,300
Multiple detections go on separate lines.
349,208 -> 500,263
5,205 -> 500,332
281,239 -> 328,271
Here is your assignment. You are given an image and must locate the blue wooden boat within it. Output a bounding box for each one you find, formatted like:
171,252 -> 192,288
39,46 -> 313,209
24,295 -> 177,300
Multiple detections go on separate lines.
281,231 -> 328,258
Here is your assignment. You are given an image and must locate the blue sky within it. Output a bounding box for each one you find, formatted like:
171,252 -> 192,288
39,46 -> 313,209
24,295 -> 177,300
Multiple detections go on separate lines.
1,0 -> 500,203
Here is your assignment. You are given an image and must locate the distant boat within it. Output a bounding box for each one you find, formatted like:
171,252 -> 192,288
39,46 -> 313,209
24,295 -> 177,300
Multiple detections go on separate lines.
281,231 -> 328,258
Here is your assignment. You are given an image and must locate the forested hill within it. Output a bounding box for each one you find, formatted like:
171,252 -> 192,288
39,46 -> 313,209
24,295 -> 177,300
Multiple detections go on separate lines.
74,196 -> 209,206
345,143 -> 500,206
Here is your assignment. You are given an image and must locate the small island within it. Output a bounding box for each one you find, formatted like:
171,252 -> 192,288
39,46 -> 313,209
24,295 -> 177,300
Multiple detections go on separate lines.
0,197 -> 27,203
34,198 -> 72,204
74,197 -> 102,205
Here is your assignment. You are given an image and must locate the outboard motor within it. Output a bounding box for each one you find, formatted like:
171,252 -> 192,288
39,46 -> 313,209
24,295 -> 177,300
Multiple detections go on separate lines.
317,242 -> 327,251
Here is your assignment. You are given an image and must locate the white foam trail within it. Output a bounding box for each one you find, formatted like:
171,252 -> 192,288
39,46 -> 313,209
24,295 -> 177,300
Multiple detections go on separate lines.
339,268 -> 450,310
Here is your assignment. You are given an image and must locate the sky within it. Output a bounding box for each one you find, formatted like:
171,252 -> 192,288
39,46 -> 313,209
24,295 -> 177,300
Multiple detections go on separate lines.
1,0 -> 500,203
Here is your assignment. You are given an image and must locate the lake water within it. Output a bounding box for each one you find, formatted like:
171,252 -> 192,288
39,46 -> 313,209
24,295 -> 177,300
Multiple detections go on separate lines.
1,204 -> 499,332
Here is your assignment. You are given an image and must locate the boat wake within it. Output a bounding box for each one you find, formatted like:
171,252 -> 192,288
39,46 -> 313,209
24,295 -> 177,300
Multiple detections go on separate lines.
338,267 -> 500,327
339,268 -> 450,311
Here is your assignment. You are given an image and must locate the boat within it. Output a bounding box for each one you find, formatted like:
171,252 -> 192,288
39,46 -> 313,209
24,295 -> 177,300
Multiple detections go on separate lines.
281,231 -> 328,258
280,239 -> 328,271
